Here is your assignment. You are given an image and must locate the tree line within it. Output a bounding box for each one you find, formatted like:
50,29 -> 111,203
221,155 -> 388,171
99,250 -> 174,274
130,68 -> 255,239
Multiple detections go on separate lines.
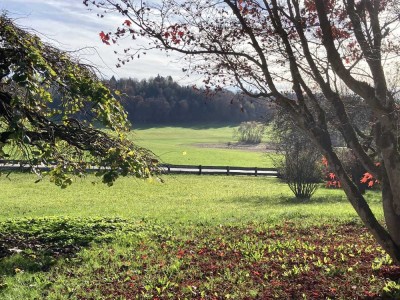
108,75 -> 272,124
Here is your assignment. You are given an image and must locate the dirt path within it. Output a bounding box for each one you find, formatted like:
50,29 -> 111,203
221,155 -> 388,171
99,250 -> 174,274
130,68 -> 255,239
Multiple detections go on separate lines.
193,142 -> 277,153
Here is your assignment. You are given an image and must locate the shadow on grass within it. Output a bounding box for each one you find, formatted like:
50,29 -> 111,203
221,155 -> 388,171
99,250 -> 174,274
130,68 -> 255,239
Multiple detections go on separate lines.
224,194 -> 348,207
0,253 -> 55,276
0,217 -> 132,276
133,122 -> 238,130
278,195 -> 348,205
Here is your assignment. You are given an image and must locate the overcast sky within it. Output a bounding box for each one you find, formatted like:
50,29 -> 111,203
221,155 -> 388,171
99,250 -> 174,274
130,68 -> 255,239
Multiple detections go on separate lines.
0,0 -> 190,82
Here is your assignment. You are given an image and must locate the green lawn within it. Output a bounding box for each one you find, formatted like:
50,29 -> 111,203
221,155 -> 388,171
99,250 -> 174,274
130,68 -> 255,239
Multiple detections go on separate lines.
0,124 -> 398,299
0,173 -> 397,299
1,173 -> 398,299
0,173 -> 383,224
129,124 -> 275,167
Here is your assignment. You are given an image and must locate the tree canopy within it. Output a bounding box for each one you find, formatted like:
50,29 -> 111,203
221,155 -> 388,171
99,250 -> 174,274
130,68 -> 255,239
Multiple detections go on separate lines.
0,14 -> 158,187
84,0 -> 400,263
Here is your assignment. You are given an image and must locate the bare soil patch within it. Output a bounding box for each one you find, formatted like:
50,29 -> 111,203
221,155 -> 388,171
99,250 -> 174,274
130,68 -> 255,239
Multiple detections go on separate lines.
194,142 -> 277,153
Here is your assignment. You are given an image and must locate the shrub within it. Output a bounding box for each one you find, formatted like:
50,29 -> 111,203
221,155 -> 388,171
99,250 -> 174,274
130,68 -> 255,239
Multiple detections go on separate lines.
276,143 -> 323,200
234,121 -> 265,144
271,109 -> 322,200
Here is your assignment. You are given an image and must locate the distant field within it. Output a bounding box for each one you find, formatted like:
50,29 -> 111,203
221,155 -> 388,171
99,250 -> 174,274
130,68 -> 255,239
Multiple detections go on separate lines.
2,124 -> 277,167
128,124 -> 276,167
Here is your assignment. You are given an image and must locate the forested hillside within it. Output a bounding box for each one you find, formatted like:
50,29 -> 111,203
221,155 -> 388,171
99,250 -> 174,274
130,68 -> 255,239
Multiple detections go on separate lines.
109,75 -> 272,124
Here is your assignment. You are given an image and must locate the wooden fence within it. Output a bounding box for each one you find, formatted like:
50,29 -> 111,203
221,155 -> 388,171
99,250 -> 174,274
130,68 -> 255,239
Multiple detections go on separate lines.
159,164 -> 279,177
0,160 -> 279,177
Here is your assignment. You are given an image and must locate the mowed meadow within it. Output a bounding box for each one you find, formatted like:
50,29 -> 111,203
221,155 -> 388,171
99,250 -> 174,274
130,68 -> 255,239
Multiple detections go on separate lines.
1,124 -> 399,299
130,124 -> 274,166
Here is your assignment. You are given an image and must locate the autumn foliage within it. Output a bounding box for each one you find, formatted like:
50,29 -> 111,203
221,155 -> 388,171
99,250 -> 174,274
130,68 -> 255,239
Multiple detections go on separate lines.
323,156 -> 380,190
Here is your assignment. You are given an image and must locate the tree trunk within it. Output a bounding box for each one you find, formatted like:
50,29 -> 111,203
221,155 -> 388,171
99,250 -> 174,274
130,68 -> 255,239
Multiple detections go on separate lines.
326,150 -> 400,264
382,172 -> 400,248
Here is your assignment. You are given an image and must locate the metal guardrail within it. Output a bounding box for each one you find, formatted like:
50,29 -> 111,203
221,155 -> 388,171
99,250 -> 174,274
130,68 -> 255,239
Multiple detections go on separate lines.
0,160 -> 279,177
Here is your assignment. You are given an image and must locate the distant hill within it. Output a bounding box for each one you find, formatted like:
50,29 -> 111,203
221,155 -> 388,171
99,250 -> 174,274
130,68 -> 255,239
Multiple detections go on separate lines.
109,75 -> 272,124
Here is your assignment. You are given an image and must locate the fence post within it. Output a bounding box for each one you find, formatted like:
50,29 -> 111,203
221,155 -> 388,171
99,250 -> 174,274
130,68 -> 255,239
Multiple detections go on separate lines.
227,166 -> 230,175
167,165 -> 170,173
255,167 -> 258,177
199,165 -> 202,175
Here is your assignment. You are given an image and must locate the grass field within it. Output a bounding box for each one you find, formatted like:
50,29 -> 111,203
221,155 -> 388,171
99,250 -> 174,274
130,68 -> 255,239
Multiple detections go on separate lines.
1,125 -> 399,299
1,173 -> 399,299
0,173 -> 383,223
129,124 -> 275,167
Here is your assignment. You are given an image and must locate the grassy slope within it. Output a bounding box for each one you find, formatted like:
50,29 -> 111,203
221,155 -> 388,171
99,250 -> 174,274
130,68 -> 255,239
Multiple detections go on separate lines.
129,124 -> 275,167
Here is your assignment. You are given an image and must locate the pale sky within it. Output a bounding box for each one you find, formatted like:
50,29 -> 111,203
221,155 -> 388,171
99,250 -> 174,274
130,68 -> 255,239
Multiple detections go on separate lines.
0,0 -> 189,82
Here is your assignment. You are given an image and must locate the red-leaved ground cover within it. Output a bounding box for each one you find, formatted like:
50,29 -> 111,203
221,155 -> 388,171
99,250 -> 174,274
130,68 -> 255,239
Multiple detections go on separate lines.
69,222 -> 400,299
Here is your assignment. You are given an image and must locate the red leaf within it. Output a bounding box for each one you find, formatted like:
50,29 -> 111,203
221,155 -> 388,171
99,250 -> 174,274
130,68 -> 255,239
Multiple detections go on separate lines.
312,292 -> 320,297
329,172 -> 336,180
99,31 -> 110,45
124,19 -> 132,26
360,172 -> 373,183
177,249 -> 185,258
368,181 -> 374,187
